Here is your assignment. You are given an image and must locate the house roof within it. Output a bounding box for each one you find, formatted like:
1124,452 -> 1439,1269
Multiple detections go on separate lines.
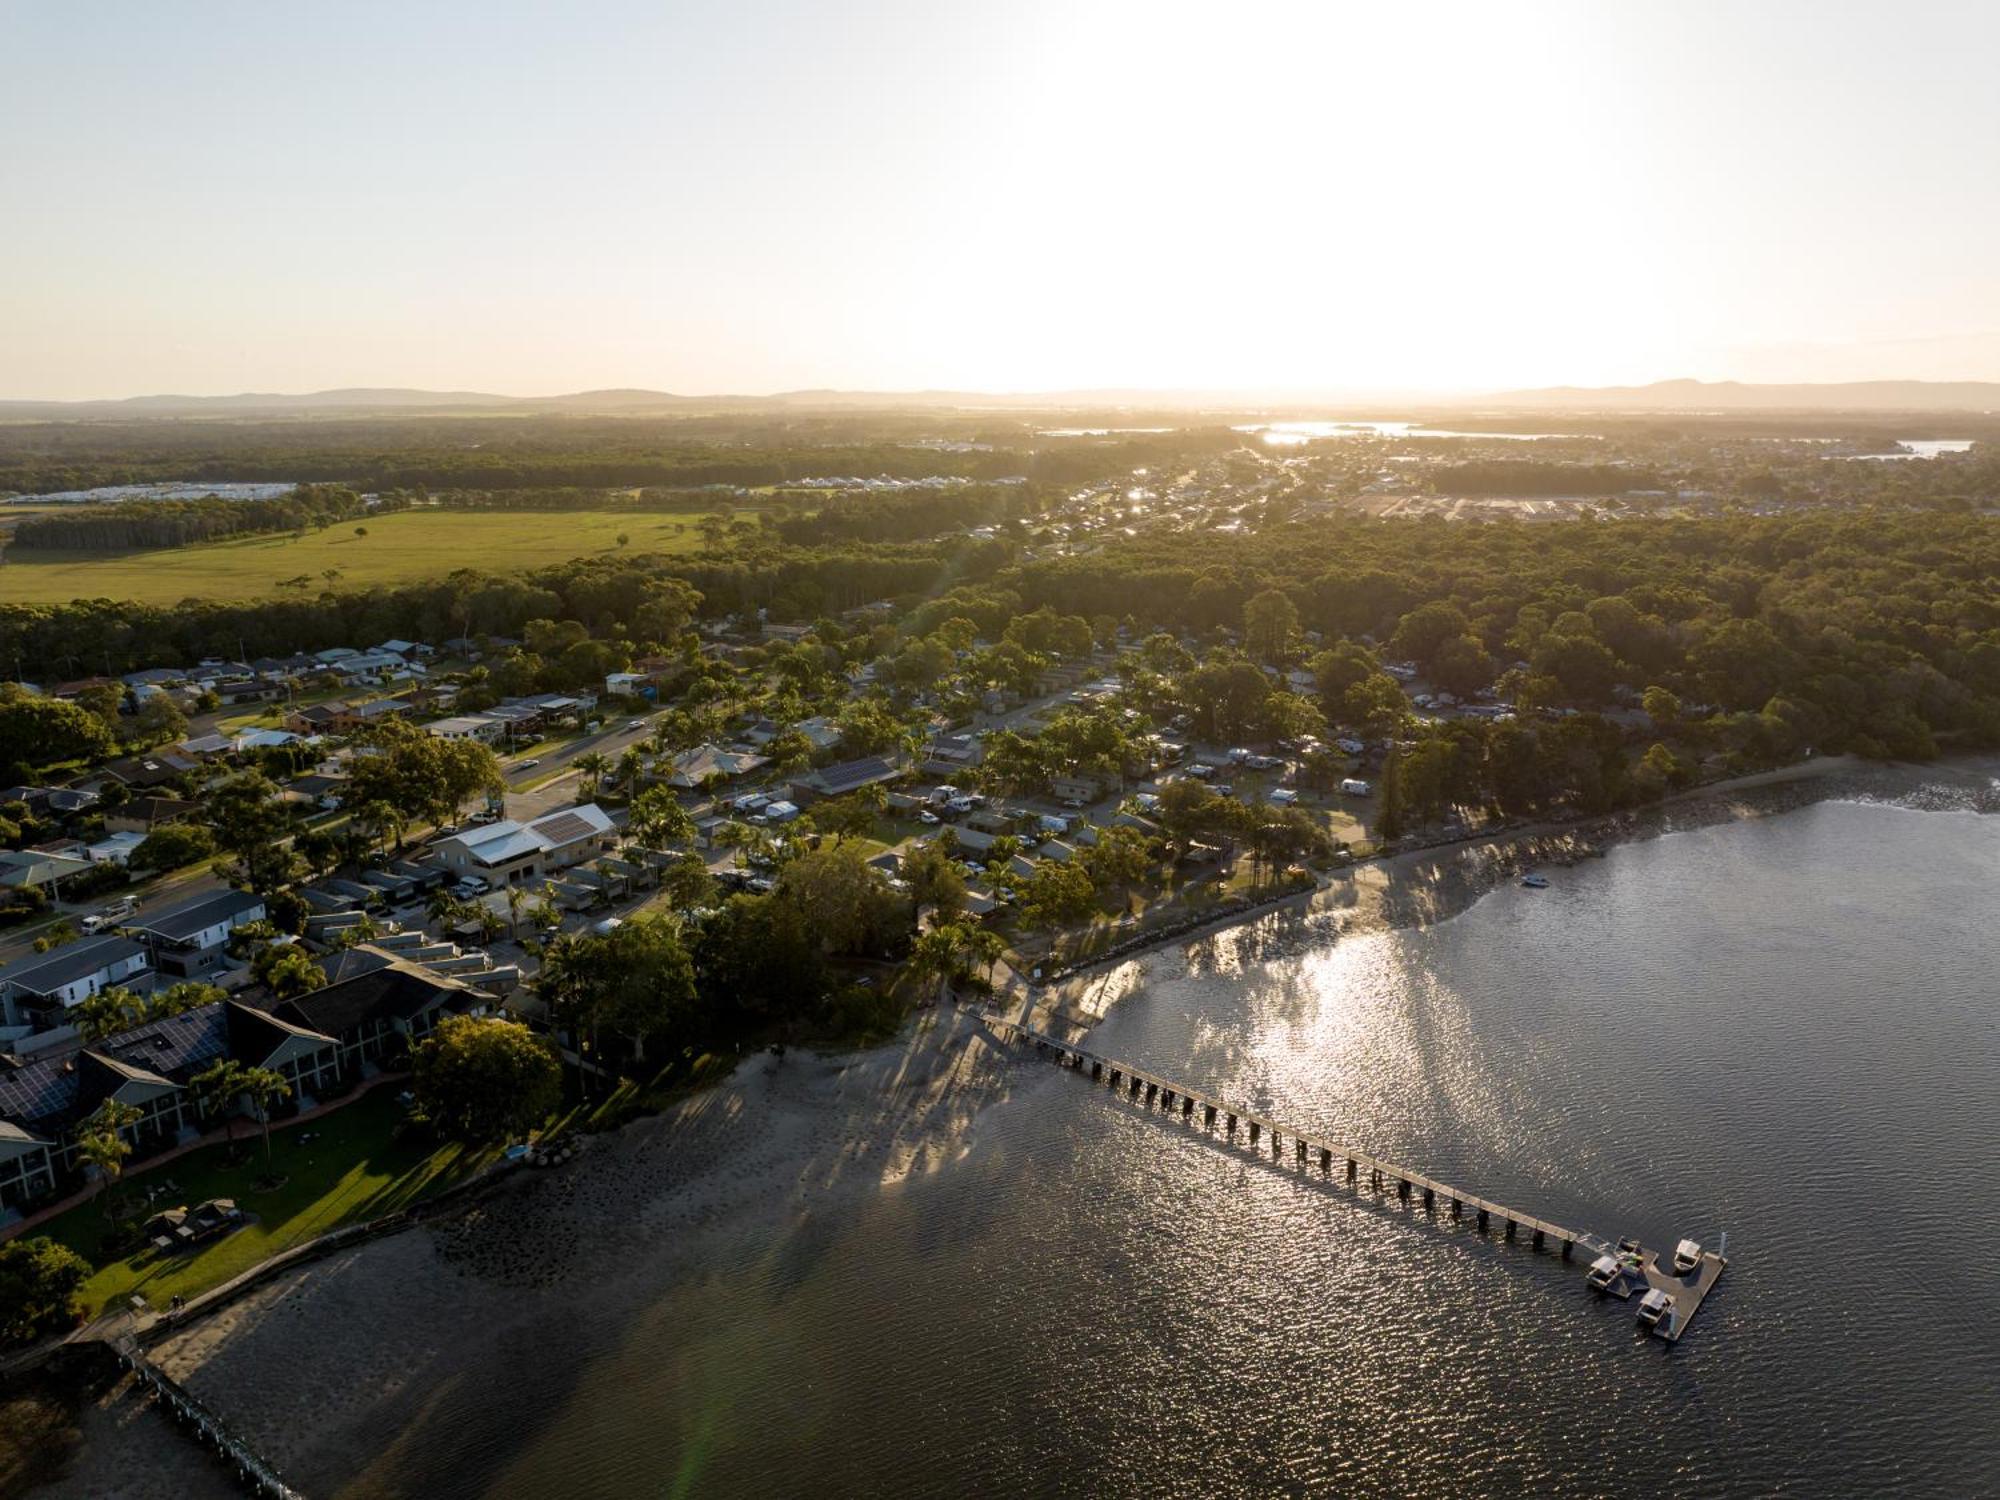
667,744 -> 766,785
0,935 -> 145,995
273,946 -> 485,1039
436,821 -> 545,867
114,796 -> 201,825
0,850 -> 95,889
807,756 -> 902,795
128,887 -> 264,944
0,1001 -> 244,1133
527,804 -> 614,848
224,998 -> 336,1059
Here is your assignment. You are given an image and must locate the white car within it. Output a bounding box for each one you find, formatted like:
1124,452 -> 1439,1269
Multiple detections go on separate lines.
918,810 -> 941,825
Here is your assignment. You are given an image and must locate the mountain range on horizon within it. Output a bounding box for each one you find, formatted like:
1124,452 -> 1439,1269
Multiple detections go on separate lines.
3,377 -> 1999,418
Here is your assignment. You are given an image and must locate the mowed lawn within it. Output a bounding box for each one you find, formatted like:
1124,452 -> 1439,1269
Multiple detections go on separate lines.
41,1087 -> 498,1318
0,507 -> 714,605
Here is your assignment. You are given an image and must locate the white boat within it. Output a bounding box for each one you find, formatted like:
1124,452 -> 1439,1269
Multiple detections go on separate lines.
1520,873 -> 1550,889
1673,1238 -> 1703,1275
1585,1254 -> 1621,1292
1637,1287 -> 1672,1330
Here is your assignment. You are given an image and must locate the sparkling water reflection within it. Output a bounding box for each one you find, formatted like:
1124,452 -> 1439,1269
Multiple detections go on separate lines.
411,803 -> 2000,1498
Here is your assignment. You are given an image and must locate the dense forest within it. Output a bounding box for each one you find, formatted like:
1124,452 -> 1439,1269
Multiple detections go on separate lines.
6,484 -> 377,552
0,415 -> 1238,496
5,507 -> 1998,770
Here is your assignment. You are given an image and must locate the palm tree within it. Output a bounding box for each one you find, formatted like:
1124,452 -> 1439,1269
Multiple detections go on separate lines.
76,1100 -> 140,1222
616,747 -> 645,790
240,1066 -> 292,1174
713,819 -> 756,870
193,1057 -> 250,1148
575,751 -> 610,795
76,985 -> 148,1042
909,923 -> 970,992
506,884 -> 525,940
966,928 -> 1007,986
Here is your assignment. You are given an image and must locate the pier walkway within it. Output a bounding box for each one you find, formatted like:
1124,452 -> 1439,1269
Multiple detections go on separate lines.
985,1014 -> 1728,1341
112,1335 -> 303,1499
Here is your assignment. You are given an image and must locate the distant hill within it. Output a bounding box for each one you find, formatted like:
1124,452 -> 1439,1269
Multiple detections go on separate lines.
1481,378 -> 2000,412
7,376 -> 2000,419
0,385 -> 1282,418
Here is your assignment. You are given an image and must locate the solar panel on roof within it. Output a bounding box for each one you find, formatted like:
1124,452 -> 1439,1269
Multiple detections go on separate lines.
533,812 -> 596,844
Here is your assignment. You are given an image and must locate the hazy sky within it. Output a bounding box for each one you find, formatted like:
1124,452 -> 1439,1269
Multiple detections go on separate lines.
5,0 -> 1999,399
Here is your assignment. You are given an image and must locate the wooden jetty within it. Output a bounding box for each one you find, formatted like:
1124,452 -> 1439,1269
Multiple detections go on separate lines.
113,1336 -> 304,1499
986,1016 -> 1726,1343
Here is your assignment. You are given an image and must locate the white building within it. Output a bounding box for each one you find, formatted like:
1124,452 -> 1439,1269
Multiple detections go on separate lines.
126,888 -> 268,978
429,803 -> 618,886
0,936 -> 151,1027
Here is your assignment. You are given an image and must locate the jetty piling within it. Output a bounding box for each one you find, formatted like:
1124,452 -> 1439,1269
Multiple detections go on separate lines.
984,1015 -> 1725,1342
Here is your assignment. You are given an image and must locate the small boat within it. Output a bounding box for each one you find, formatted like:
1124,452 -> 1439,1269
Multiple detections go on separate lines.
1585,1254 -> 1622,1292
1673,1238 -> 1703,1275
1637,1287 -> 1672,1330
1520,873 -> 1550,889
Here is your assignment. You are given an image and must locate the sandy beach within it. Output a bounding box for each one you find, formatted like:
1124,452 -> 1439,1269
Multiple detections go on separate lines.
27,751 -> 1998,1499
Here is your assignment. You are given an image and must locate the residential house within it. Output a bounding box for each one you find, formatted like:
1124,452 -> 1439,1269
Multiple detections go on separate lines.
283,701 -> 349,736
234,728 -> 302,753
428,803 -> 618,886
104,796 -> 202,835
604,671 -> 648,699
101,752 -> 198,791
1051,771 -> 1109,807
125,887 -> 266,979
84,831 -> 146,866
0,849 -> 94,895
922,732 -> 984,777
662,743 -> 767,789
43,788 -> 100,818
789,755 -> 906,805
0,999 -> 340,1216
0,935 -> 150,1030
425,714 -> 503,744
273,945 -> 485,1074
329,698 -> 409,734
177,732 -> 236,759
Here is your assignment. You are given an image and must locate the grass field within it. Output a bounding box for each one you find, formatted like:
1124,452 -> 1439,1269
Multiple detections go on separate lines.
0,507 -> 714,605
41,1087 -> 497,1317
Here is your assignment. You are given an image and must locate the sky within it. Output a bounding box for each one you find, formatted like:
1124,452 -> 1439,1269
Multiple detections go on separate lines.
4,0 -> 1999,400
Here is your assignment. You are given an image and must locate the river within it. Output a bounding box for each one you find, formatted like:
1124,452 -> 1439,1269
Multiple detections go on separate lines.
52,797 -> 2000,1498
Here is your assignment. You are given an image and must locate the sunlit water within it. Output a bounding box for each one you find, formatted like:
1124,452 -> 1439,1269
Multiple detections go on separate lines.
383,802 -> 2000,1497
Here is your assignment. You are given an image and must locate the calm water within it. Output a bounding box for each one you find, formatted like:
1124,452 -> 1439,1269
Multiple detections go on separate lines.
395,802 -> 2000,1498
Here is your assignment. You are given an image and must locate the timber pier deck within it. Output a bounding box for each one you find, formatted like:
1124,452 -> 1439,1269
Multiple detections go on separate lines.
987,1015 -> 1726,1343
113,1336 -> 303,1498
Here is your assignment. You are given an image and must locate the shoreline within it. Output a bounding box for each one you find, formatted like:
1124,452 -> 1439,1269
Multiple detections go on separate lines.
1019,750 -> 1996,1035
24,752 -> 1997,1499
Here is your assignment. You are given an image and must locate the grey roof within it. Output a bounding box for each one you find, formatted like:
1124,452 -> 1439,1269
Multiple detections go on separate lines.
810,756 -> 901,794
0,935 -> 146,996
128,887 -> 264,944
